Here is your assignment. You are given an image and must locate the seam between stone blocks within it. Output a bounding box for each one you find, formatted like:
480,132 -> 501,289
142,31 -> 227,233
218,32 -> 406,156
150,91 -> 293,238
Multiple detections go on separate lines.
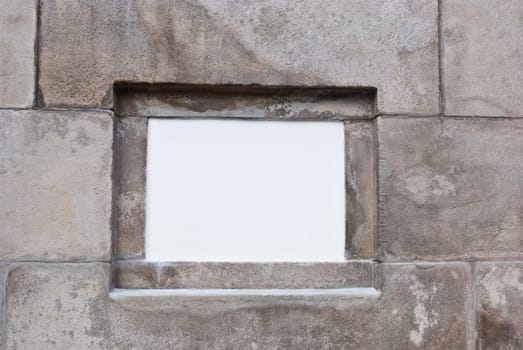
3,107 -> 521,120
33,0 -> 43,108
1,264 -> 10,350
470,262 -> 478,350
2,258 -> 523,264
437,0 -> 446,117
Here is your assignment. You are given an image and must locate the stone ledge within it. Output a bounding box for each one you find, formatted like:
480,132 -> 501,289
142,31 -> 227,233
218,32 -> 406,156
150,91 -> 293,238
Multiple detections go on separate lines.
112,261 -> 376,289
110,287 -> 381,312
4,262 -> 472,349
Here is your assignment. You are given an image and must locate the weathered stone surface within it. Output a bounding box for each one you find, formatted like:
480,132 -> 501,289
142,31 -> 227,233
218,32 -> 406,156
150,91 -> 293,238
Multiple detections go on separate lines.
112,261 -> 376,289
0,0 -> 36,107
476,262 -> 523,350
345,121 -> 376,258
115,85 -> 375,119
40,0 -> 438,114
6,263 -> 470,349
379,117 -> 523,260
0,110 -> 113,261
442,0 -> 523,117
376,263 -> 471,349
114,117 -> 147,259
6,264 -> 111,349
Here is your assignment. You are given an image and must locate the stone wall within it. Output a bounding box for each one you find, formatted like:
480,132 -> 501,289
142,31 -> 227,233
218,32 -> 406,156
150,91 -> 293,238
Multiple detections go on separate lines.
1,0 -> 522,349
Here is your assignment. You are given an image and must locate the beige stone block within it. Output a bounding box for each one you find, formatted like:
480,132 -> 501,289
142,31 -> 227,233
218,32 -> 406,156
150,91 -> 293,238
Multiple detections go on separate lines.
378,117 -> 523,260
345,121 -> 376,257
0,0 -> 36,107
112,261 -> 376,289
443,0 -> 523,117
113,117 -> 146,259
0,110 -> 113,260
6,263 -> 111,349
39,0 -> 438,114
476,262 -> 523,349
6,262 -> 471,349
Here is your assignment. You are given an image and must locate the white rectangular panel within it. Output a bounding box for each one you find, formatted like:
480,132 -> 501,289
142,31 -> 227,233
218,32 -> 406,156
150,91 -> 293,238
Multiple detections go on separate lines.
146,119 -> 345,262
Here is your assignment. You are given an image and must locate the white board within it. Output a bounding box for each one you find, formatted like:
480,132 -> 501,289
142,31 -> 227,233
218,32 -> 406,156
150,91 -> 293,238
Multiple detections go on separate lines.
146,119 -> 345,262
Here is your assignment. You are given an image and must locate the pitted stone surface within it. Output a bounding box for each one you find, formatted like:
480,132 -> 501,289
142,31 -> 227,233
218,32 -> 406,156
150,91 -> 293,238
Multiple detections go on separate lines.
443,0 -> 523,117
114,117 -> 147,259
39,0 -> 438,114
476,262 -> 523,349
378,117 -> 523,260
6,264 -> 111,349
0,0 -> 36,107
112,261 -> 376,289
0,110 -> 113,260
5,263 -> 470,349
345,121 -> 376,258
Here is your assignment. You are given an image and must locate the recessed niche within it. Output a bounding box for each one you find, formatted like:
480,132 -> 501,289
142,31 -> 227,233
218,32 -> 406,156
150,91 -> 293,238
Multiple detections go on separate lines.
145,119 -> 345,262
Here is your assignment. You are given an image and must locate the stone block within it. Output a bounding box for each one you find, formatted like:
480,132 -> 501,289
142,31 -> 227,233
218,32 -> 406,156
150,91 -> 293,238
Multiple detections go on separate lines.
6,263 -> 111,349
379,117 -> 523,260
114,117 -> 147,259
0,0 -> 36,107
112,261 -> 376,289
442,0 -> 523,117
39,0 -> 438,114
476,262 -> 523,349
6,262 -> 471,349
0,110 -> 113,261
345,121 -> 376,257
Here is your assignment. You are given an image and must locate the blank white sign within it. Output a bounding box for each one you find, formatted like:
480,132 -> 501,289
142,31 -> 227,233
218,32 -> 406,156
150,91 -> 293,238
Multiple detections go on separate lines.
146,119 -> 345,262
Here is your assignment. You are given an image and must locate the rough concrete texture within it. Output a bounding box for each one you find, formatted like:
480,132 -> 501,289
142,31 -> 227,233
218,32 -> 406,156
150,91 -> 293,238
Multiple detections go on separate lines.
115,85 -> 375,119
6,263 -> 470,349
0,110 -> 113,261
345,121 -> 376,258
39,0 -> 439,114
113,117 -> 147,259
0,0 -> 36,107
476,262 -> 523,350
112,261 -> 376,289
443,0 -> 523,117
379,117 -> 523,260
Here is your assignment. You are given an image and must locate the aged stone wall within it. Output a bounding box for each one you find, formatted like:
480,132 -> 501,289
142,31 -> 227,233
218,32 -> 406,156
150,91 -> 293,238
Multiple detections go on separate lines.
0,0 -> 522,349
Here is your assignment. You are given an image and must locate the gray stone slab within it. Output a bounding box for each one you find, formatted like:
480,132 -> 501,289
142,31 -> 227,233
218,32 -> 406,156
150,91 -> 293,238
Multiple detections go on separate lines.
112,261 -> 376,289
0,0 -> 36,108
476,262 -> 523,349
6,263 -> 111,349
114,117 -> 147,259
345,121 -> 376,258
378,117 -> 523,260
40,0 -> 438,114
0,110 -> 113,261
6,262 -> 470,349
442,0 -> 523,117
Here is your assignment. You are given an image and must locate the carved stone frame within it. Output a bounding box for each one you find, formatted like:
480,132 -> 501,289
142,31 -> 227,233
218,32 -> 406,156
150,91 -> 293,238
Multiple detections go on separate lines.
111,84 -> 378,290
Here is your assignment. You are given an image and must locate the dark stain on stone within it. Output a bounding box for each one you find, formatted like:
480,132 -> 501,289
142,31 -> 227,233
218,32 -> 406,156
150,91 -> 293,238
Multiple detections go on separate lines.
72,127 -> 94,146
478,310 -> 522,349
